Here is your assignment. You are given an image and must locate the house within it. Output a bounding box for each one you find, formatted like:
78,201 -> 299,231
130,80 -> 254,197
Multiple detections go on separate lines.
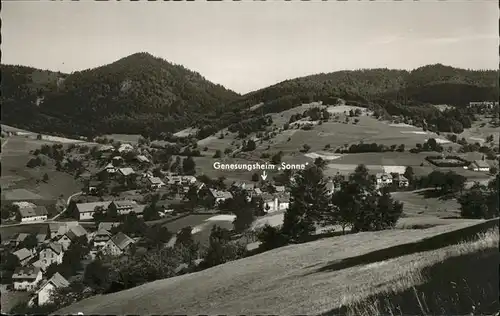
467,160 -> 490,172
97,222 -> 121,232
98,144 -> 114,152
37,243 -> 64,270
54,225 -> 87,251
13,248 -> 35,266
326,180 -> 336,195
108,200 -> 146,216
54,234 -> 72,251
148,177 -> 165,189
19,206 -> 48,223
86,180 -> 104,195
103,163 -> 117,174
274,185 -> 286,193
166,175 -> 182,185
118,143 -> 134,153
12,266 -> 43,291
92,229 -> 112,249
48,221 -> 79,238
142,171 -> 154,179
135,155 -> 150,164
182,176 -> 197,184
393,174 -> 410,187
76,201 -> 112,221
375,173 -> 393,189
208,189 -> 233,205
102,232 -> 135,256
33,272 -> 69,306
11,233 -> 29,247
117,167 -> 136,177
253,188 -> 263,195
262,193 -> 290,213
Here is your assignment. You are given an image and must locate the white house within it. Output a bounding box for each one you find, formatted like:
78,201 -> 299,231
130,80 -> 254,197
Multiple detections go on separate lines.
76,201 -> 112,221
102,232 -> 135,256
33,272 -> 69,306
92,229 -> 112,249
135,155 -> 150,163
262,193 -> 290,213
393,174 -> 410,187
467,160 -> 490,172
19,206 -> 48,223
13,248 -> 35,266
108,200 -> 145,216
12,266 -> 43,291
117,167 -> 136,177
103,163 -> 117,174
208,189 -> 233,205
375,173 -> 393,189
148,177 -> 165,189
37,243 -> 64,270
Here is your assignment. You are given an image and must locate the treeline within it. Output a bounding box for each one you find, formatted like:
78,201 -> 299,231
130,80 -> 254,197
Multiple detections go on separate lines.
337,142 -> 405,154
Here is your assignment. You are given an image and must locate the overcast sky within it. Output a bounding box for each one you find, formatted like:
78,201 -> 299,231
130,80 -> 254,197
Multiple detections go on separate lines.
2,1 -> 498,94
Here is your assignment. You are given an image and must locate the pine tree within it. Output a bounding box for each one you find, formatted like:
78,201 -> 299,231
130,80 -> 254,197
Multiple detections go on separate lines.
281,166 -> 330,242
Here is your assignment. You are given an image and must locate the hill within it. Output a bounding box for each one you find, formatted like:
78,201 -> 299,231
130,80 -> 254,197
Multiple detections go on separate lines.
1,53 -> 239,139
55,219 -> 498,315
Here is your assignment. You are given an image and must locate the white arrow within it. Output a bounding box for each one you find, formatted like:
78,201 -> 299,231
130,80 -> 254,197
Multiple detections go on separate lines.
261,170 -> 268,181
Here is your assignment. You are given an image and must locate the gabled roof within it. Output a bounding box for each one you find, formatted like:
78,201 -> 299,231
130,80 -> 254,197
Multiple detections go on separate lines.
254,188 -> 263,195
393,174 -> 409,181
94,229 -> 112,237
110,232 -> 134,250
36,234 -> 47,243
43,242 -> 63,255
148,177 -> 165,185
112,200 -> 138,209
76,201 -> 112,214
104,163 -> 115,169
15,233 -> 29,243
472,160 -> 490,168
37,272 -> 69,293
12,266 -> 40,279
274,185 -> 286,192
13,248 -> 33,261
19,206 -> 48,218
209,189 -> 233,200
66,225 -> 87,240
118,167 -> 135,176
135,155 -> 150,163
375,173 -> 393,180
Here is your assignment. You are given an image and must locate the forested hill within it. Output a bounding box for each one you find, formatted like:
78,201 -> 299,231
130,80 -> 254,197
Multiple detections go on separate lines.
1,52 -> 240,138
234,64 -> 497,112
1,57 -> 497,139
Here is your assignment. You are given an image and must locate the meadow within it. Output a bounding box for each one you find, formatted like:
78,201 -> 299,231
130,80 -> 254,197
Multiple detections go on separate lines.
55,219 -> 497,315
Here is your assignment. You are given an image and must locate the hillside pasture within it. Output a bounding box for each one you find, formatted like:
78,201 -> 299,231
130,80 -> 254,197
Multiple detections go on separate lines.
391,190 -> 461,218
55,220 -> 495,315
1,136 -> 82,200
102,134 -> 142,144
459,115 -> 499,145
174,128 -> 199,138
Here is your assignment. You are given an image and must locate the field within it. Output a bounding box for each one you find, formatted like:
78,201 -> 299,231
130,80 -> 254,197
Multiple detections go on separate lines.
391,189 -> 461,218
102,134 -> 142,144
55,219 -> 498,315
458,115 -> 499,145
1,136 -> 82,202
1,285 -> 31,313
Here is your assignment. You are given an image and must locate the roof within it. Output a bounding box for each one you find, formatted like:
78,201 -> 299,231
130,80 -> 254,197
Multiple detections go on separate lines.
209,189 -> 233,200
393,174 -> 409,181
376,173 -> 393,180
112,200 -> 138,209
94,229 -> 112,237
98,222 -> 121,232
76,201 -> 112,214
16,233 -> 29,242
13,248 -> 33,261
43,242 -> 63,255
472,160 -> 490,168
12,266 -> 41,279
36,234 -> 47,243
19,206 -> 48,218
46,272 -> 70,289
118,167 -> 135,176
66,225 -> 87,239
148,177 -> 165,185
274,186 -> 286,192
98,145 -> 114,152
12,201 -> 36,209
104,163 -> 115,169
254,188 -> 263,195
110,232 -> 134,250
135,155 -> 150,163
261,193 -> 276,202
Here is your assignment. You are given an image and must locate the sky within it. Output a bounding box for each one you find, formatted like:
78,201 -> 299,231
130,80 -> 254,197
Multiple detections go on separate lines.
2,1 -> 498,94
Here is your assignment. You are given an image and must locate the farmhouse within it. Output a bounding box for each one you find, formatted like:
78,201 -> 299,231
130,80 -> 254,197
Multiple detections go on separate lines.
208,189 -> 233,205
262,193 -> 290,213
36,233 -> 47,246
76,201 -> 112,221
37,243 -> 64,270
375,173 -> 393,189
11,233 -> 29,247
98,222 -> 121,232
86,180 -> 104,195
102,232 -> 135,256
92,229 -> 112,249
117,167 -> 136,177
19,206 -> 48,222
148,177 -> 165,189
102,163 -> 117,174
393,174 -> 410,187
135,155 -> 150,163
467,160 -> 490,172
32,272 -> 69,306
54,225 -> 87,250
13,248 -> 35,266
108,200 -> 145,216
12,266 -> 43,291
98,145 -> 114,152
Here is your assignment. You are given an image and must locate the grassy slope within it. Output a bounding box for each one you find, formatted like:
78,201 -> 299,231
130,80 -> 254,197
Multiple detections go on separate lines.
56,220 -> 495,315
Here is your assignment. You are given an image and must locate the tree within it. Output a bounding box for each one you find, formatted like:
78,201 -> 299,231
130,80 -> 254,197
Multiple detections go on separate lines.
281,166 -> 330,242
175,227 -> 199,266
112,213 -> 147,237
65,200 -> 80,220
19,233 -> 38,250
144,225 -> 172,249
490,166 -> 498,175
42,173 -> 49,182
397,144 -> 405,152
231,192 -> 257,233
1,204 -> 19,220
202,225 -> 245,268
83,259 -> 110,292
458,181 -> 499,219
143,204 -> 160,221
404,166 -> 415,184
257,224 -> 288,251
314,157 -> 327,170
251,172 -> 260,182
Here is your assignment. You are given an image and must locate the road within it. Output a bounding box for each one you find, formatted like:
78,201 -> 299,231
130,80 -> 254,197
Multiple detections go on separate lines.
1,138 -> 9,149
51,191 -> 83,220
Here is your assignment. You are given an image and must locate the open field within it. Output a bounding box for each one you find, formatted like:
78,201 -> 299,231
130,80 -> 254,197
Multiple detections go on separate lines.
391,190 -> 461,218
1,136 -> 83,203
173,127 -> 199,138
55,219 -> 497,315
459,115 -> 500,145
330,228 -> 499,316
1,286 -> 31,313
102,134 -> 142,144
